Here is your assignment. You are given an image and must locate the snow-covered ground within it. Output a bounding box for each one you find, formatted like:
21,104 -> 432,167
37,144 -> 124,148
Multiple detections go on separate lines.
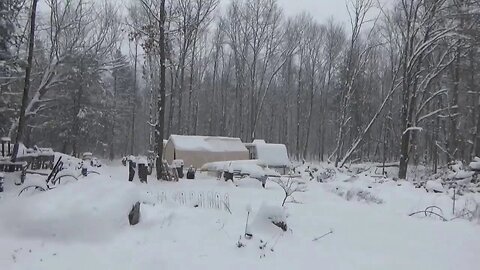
0,161 -> 479,270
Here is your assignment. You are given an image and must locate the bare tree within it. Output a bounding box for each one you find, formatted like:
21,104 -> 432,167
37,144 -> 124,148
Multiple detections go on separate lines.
271,176 -> 307,206
395,0 -> 456,179
12,0 -> 39,160
140,0 -> 168,179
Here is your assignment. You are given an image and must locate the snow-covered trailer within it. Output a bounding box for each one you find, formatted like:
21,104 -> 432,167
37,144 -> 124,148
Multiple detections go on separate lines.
164,135 -> 249,168
245,140 -> 291,175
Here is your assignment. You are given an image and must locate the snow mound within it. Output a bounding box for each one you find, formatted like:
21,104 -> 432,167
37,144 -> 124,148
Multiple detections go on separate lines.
251,203 -> 288,233
55,152 -> 82,169
469,157 -> 480,171
447,170 -> 474,180
0,176 -> 141,242
426,180 -> 444,193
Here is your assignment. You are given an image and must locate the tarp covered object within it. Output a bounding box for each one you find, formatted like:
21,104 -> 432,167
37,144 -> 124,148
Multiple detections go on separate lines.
164,135 -> 249,168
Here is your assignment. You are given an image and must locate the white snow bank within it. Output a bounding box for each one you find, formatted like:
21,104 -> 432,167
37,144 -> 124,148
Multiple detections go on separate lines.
426,180 -> 444,193
450,161 -> 463,172
449,170 -> 475,179
0,176 -> 141,242
469,157 -> 480,170
251,202 -> 288,233
1,162 -> 480,270
55,152 -> 82,169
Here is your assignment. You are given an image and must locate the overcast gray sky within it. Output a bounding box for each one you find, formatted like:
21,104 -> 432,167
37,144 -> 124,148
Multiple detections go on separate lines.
218,0 -> 392,26
218,0 -> 350,24
277,0 -> 350,23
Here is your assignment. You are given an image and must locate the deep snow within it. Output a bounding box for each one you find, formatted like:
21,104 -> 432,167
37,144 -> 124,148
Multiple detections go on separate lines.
0,161 -> 479,270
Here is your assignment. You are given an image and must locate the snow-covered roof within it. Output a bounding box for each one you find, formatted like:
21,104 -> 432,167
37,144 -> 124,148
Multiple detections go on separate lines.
1,137 -> 11,142
169,135 -> 248,153
255,143 -> 290,167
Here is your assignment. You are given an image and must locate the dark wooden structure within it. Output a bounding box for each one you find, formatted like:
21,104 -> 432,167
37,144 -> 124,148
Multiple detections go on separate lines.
1,137 -> 55,185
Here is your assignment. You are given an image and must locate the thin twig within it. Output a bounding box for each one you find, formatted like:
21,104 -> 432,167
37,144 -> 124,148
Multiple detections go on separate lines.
312,229 -> 334,241
408,206 -> 448,222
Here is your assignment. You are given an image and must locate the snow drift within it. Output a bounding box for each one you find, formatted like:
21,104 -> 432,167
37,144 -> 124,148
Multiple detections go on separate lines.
0,175 -> 141,242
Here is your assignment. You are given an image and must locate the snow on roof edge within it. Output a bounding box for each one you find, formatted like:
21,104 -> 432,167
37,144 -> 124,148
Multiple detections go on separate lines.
169,135 -> 248,153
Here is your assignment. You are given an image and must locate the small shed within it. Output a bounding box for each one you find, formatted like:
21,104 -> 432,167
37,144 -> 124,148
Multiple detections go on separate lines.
245,140 -> 291,174
164,135 -> 249,168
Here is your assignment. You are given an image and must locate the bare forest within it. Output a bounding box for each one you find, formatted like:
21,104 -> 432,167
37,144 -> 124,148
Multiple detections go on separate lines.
2,0 -> 480,179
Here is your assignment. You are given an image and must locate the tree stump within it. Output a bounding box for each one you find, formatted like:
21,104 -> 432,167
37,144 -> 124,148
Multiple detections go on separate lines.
128,201 -> 141,225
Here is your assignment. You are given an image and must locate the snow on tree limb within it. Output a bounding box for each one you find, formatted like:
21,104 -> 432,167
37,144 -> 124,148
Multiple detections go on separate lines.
417,105 -> 459,124
403,126 -> 423,135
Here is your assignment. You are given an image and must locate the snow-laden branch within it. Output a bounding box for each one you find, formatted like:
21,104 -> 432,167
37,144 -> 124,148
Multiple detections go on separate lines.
403,126 -> 423,135
23,57 -> 67,117
147,121 -> 158,127
415,88 -> 448,118
407,27 -> 456,75
417,105 -> 458,124
339,80 -> 402,167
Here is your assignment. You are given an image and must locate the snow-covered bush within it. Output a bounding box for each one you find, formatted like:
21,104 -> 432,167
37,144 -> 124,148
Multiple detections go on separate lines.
252,203 -> 288,232
456,198 -> 480,223
469,157 -> 480,171
333,187 -> 384,204
425,180 -> 444,193
316,168 -> 336,182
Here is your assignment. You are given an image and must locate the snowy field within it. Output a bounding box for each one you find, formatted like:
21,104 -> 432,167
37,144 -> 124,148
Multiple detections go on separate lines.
0,161 -> 479,270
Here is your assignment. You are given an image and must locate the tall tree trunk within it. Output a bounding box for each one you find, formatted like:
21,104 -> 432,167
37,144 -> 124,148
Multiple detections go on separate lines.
320,63 -> 332,161
448,41 -> 461,160
398,24 -> 413,179
296,55 -> 303,160
209,44 -> 219,135
12,0 -> 39,161
303,66 -> 315,159
147,55 -> 156,150
110,71 -> 117,160
130,41 -> 138,155
187,36 -> 197,134
72,80 -> 84,157
155,0 -> 167,180
177,53 -> 186,134
470,50 -> 480,158
167,68 -> 175,136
